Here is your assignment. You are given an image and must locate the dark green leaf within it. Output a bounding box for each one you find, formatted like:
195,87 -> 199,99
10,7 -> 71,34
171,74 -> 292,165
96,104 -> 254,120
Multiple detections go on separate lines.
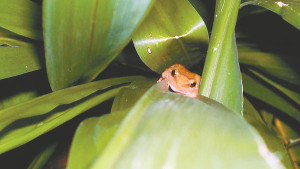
241,0 -> 300,30
243,98 -> 293,169
0,71 -> 50,110
0,76 -> 141,154
132,0 -> 208,73
200,0 -> 243,113
43,0 -> 156,90
243,70 -> 300,122
27,142 -> 58,169
238,43 -> 300,85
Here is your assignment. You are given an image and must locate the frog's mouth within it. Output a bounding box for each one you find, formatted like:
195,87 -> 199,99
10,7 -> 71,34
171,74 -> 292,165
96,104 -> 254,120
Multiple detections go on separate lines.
168,84 -> 182,94
168,86 -> 175,93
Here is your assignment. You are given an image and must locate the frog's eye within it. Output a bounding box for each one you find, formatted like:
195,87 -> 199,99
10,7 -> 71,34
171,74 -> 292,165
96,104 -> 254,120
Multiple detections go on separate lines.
171,70 -> 177,76
190,82 -> 197,87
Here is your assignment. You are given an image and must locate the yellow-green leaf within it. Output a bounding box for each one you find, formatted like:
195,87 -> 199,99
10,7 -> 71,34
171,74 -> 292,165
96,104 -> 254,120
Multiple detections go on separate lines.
0,76 -> 141,154
132,0 -> 209,73
0,0 -> 42,40
200,0 -> 243,113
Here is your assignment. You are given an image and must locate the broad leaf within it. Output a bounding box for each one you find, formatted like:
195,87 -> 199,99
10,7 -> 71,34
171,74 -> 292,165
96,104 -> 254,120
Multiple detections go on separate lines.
43,0 -> 156,90
200,0 -> 243,113
0,76 -> 141,154
241,0 -> 300,30
90,80 -> 273,169
0,28 -> 43,79
132,0 -> 208,73
111,79 -> 155,113
68,111 -> 127,169
68,79 -> 154,169
0,0 -> 42,40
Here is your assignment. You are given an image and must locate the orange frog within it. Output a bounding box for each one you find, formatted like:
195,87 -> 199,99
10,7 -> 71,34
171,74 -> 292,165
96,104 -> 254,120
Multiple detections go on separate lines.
157,64 -> 201,98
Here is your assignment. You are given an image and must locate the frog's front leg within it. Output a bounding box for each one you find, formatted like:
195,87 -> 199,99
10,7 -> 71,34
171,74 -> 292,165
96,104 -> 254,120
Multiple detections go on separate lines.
157,77 -> 164,83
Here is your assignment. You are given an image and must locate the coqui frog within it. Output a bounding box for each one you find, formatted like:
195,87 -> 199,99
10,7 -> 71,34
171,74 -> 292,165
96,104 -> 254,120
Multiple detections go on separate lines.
157,64 -> 201,98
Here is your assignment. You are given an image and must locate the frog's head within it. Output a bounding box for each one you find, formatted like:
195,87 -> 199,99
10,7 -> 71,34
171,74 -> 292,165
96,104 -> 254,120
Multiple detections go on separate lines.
162,64 -> 201,97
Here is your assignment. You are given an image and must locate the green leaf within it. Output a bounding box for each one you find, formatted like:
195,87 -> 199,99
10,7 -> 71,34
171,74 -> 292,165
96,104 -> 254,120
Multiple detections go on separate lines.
68,111 -> 127,169
243,98 -> 293,169
43,0 -> 156,90
199,0 -> 243,113
0,71 -> 50,110
250,69 -> 300,106
0,0 -> 42,40
241,0 -> 300,30
0,76 -> 141,154
27,142 -> 58,169
68,79 -> 152,169
242,70 -> 300,122
111,79 -> 155,113
0,28 -> 43,80
132,0 -> 209,73
238,43 -> 300,85
90,80 -> 273,169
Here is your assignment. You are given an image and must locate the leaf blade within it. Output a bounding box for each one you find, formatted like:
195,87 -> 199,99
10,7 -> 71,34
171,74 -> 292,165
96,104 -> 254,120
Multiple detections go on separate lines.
132,0 -> 209,73
199,0 -> 243,113
43,0 -> 156,90
0,76 -> 141,154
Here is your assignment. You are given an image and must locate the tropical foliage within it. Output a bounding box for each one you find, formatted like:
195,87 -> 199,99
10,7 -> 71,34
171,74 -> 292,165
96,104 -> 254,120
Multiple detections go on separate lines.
0,0 -> 299,168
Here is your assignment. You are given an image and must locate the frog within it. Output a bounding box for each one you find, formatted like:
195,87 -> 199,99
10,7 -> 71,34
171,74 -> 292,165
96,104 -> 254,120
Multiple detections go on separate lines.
157,64 -> 201,98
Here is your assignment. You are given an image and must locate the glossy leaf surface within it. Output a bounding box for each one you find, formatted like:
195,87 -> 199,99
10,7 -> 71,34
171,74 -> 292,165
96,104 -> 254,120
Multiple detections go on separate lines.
0,76 -> 141,154
132,0 -> 209,73
0,28 -> 43,79
43,0 -> 156,90
90,81 -> 272,169
199,0 -> 243,113
243,99 -> 293,169
0,0 -> 42,40
241,0 -> 300,30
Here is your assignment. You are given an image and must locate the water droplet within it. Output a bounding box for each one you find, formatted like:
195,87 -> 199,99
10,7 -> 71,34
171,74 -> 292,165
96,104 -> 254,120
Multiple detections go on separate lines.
147,47 -> 152,54
25,66 -> 28,68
